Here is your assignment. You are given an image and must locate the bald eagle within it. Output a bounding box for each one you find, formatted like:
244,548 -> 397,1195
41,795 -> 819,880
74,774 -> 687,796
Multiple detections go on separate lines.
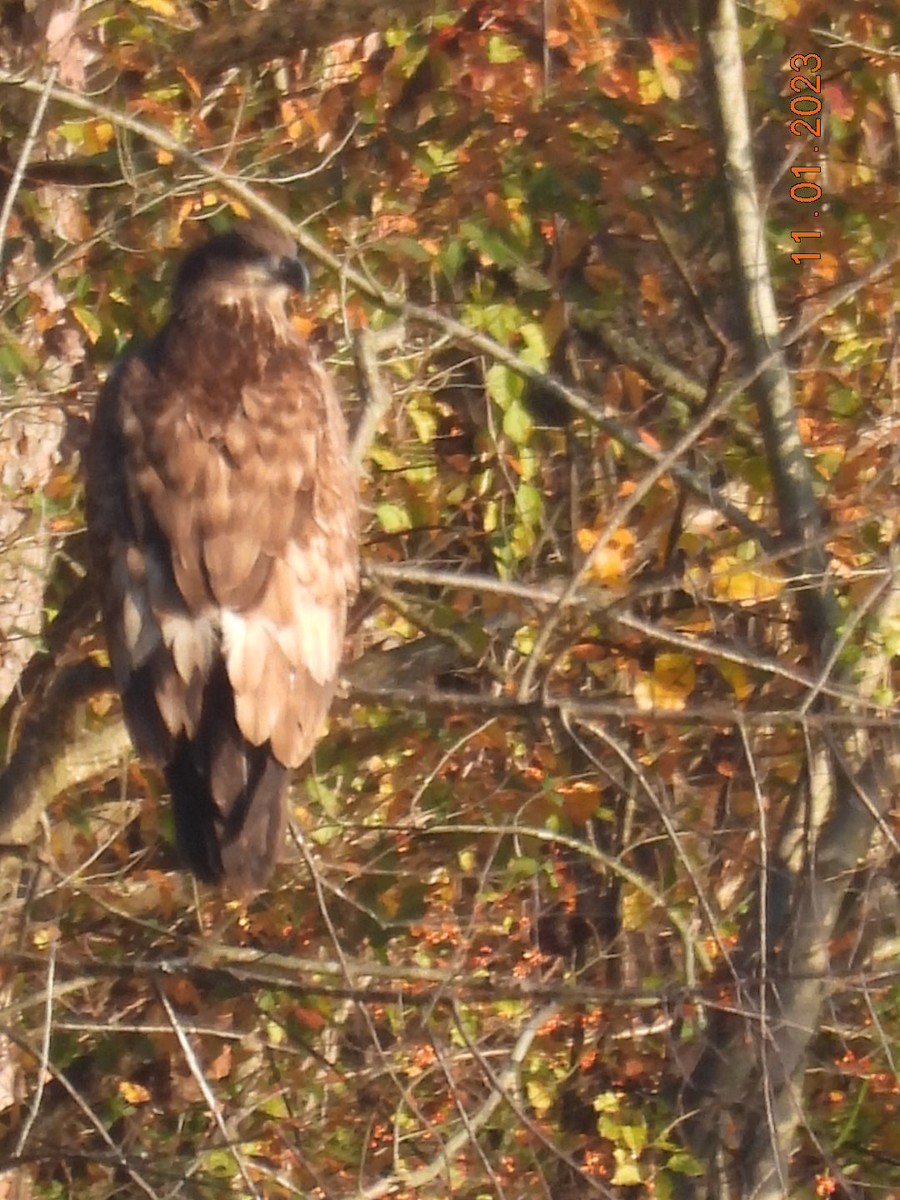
85,223 -> 358,894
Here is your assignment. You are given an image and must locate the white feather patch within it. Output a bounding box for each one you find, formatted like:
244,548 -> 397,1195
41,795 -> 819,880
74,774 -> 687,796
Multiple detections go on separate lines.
289,599 -> 338,685
223,602 -> 337,689
120,586 -> 162,668
161,612 -> 218,683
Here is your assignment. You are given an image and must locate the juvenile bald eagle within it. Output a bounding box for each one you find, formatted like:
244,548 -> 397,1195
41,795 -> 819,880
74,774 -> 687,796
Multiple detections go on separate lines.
86,223 -> 358,894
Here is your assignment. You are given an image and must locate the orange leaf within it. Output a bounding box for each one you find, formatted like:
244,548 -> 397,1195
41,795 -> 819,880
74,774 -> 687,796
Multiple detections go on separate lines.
293,1006 -> 327,1031
206,1045 -> 232,1081
557,780 -> 602,822
119,1081 -> 151,1105
576,526 -> 635,586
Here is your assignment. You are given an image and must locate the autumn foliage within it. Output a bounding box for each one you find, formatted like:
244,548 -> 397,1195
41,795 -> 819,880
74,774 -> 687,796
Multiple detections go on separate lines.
1,2 -> 900,1198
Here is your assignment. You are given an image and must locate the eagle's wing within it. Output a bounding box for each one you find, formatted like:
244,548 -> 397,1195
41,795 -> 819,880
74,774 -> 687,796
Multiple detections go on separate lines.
86,330 -> 357,889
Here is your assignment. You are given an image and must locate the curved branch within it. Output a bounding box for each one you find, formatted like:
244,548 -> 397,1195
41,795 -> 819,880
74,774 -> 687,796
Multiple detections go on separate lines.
0,661 -> 130,847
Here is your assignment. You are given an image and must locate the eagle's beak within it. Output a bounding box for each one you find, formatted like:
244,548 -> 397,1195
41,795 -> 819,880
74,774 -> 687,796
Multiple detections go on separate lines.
276,255 -> 311,294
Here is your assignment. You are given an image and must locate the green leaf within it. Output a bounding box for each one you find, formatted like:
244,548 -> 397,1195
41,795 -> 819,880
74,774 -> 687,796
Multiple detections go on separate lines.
260,1094 -> 290,1118
72,304 -> 104,343
408,396 -> 437,443
369,446 -> 406,471
441,238 -> 466,282
0,341 -> 25,377
376,502 -> 412,533
519,322 -> 549,369
526,1078 -> 554,1116
486,363 -> 524,409
611,1153 -> 642,1186
502,395 -> 533,445
383,235 -> 435,264
515,482 -> 542,527
205,1148 -> 237,1178
487,35 -> 522,63
506,855 -> 539,880
620,1119 -> 647,1155
827,386 -> 860,418
460,220 -> 524,270
665,1151 -> 705,1176
483,498 -> 499,535
466,301 -> 523,342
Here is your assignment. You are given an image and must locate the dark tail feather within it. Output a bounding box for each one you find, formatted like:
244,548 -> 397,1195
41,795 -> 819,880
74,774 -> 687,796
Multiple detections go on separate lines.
165,742 -> 224,884
219,752 -> 288,894
165,738 -> 288,895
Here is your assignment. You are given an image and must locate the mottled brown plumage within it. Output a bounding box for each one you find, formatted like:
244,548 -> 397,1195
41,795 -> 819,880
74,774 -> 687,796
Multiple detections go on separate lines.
85,223 -> 358,893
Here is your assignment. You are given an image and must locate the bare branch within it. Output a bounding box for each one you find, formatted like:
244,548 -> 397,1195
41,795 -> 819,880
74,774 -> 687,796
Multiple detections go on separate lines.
12,942 -> 55,1159
0,66 -> 57,262
157,984 -> 263,1200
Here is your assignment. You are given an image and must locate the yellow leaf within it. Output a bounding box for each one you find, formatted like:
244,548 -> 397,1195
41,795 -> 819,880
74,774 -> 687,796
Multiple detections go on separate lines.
576,527 -> 597,554
526,1078 -> 554,1117
84,119 -> 114,154
651,41 -> 682,100
458,849 -> 476,872
637,67 -> 662,104
717,659 -> 754,700
133,0 -> 178,16
709,554 -> 784,605
119,1081 -> 151,1105
32,926 -> 59,950
634,652 -> 696,711
621,887 -> 654,933
593,1090 -> 619,1113
156,149 -> 174,165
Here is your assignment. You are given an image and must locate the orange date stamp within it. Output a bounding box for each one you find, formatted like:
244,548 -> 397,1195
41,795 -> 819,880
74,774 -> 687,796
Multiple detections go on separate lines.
787,52 -> 823,264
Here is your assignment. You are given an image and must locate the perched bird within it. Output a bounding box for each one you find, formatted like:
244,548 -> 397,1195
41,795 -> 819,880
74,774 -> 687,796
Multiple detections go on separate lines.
85,222 -> 358,894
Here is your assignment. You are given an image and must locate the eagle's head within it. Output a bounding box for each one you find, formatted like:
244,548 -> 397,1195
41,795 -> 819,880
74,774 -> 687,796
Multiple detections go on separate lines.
172,221 -> 310,317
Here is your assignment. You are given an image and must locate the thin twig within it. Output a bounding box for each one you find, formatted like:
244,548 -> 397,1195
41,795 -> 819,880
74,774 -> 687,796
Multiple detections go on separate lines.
13,941 -> 56,1157
157,984 -> 263,1200
0,67 -> 58,263
447,997 -> 619,1200
360,561 -> 887,711
514,326 -> 826,701
290,830 -> 440,1159
0,1022 -> 161,1198
350,323 -> 406,468
352,1003 -> 567,1200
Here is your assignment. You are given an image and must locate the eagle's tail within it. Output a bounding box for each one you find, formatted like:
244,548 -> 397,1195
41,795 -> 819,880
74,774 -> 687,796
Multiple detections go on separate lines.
164,670 -> 289,894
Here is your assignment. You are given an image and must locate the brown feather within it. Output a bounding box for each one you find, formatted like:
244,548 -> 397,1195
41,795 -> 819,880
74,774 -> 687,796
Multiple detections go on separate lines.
85,225 -> 358,893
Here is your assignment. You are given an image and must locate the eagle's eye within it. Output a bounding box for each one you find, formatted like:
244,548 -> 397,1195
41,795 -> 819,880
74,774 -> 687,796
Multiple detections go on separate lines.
272,255 -> 310,295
